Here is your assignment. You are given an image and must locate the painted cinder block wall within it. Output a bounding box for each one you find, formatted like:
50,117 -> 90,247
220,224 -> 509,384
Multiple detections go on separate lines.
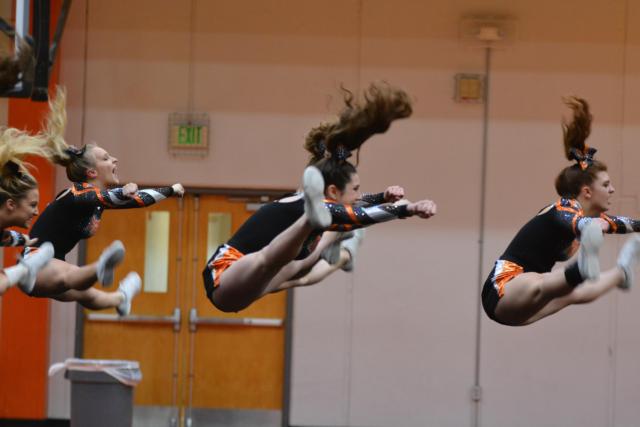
49,1 -> 640,426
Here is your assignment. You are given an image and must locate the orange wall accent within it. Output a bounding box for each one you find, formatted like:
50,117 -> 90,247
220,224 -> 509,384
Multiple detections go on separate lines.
0,0 -> 62,419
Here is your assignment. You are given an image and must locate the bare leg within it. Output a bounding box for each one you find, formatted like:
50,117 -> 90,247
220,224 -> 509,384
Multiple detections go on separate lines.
214,215 -> 335,312
212,166 -> 350,311
30,259 -> 99,297
52,287 -> 124,310
494,268 -> 577,325
263,230 -> 337,288
495,265 -> 625,326
265,248 -> 351,295
494,232 -> 639,326
213,215 -> 314,311
523,267 -> 624,325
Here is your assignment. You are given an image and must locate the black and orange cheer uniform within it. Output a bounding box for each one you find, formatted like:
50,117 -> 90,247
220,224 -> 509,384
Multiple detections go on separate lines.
482,198 -> 640,322
203,192 -> 409,304
28,182 -> 175,260
0,229 -> 26,247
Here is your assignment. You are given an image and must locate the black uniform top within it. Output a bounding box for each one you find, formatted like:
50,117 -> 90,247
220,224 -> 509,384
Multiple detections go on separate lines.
501,198 -> 640,273
30,182 -> 174,260
227,192 -> 410,258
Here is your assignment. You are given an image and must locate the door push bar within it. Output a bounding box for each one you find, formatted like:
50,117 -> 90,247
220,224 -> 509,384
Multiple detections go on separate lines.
86,308 -> 182,332
189,308 -> 283,332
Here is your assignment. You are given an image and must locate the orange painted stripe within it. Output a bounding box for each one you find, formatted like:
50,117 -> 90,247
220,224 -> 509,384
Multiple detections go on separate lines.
0,0 -> 63,419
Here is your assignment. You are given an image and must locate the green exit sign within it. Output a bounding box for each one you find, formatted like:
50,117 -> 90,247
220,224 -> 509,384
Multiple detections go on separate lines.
169,113 -> 209,155
173,124 -> 206,146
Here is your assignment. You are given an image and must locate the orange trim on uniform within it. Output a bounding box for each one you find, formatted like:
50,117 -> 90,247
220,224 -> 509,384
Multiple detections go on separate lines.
23,247 -> 40,257
70,185 -> 96,196
72,183 -> 147,207
132,194 -> 145,207
70,184 -> 106,205
555,201 -> 580,214
493,260 -> 524,298
555,199 -> 584,234
94,188 -> 106,204
328,224 -> 353,231
601,214 -> 617,233
208,245 -> 244,288
555,205 -> 579,214
345,205 -> 360,225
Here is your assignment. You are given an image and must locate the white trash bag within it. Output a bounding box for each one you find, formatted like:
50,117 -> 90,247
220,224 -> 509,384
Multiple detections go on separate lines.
49,358 -> 142,386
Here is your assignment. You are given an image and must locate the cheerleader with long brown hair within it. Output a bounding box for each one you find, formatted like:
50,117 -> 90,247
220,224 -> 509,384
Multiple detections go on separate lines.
203,83 -> 437,312
482,97 -> 640,326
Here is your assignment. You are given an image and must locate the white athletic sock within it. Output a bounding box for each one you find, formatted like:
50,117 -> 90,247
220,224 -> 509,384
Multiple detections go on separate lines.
303,167 -> 331,229
3,264 -> 28,286
96,240 -> 125,287
116,272 -> 141,316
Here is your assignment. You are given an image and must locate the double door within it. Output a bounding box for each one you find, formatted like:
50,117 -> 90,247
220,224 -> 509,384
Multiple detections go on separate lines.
81,193 -> 289,427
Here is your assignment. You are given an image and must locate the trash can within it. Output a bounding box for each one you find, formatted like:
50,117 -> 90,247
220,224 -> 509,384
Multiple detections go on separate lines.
49,358 -> 142,427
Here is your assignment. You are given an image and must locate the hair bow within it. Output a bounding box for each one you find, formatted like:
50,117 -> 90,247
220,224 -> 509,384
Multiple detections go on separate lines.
569,146 -> 597,171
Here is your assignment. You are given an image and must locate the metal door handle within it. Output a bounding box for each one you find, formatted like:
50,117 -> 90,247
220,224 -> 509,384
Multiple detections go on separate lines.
189,308 -> 283,331
86,308 -> 182,332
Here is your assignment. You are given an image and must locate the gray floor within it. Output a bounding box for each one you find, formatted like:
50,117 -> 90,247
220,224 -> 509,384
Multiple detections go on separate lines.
133,405 -> 281,427
133,406 -> 178,427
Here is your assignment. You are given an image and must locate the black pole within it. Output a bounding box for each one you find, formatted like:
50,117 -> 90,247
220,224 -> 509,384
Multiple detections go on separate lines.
31,0 -> 50,101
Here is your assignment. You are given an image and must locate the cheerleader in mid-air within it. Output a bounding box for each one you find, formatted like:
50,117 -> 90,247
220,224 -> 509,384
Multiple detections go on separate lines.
482,97 -> 640,326
203,83 -> 437,312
